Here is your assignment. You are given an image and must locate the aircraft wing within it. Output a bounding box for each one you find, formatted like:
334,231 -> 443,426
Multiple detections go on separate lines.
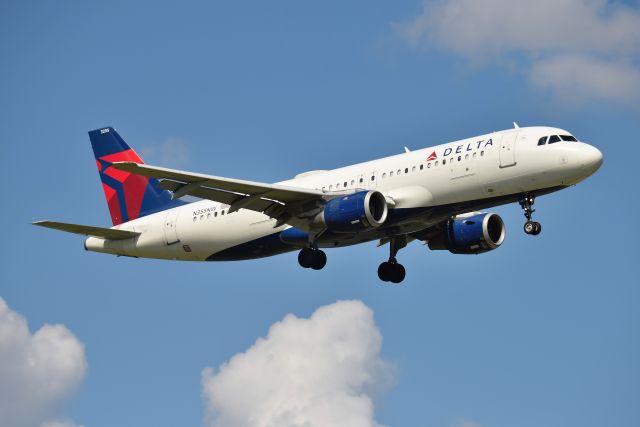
33,221 -> 140,240
111,162 -> 327,225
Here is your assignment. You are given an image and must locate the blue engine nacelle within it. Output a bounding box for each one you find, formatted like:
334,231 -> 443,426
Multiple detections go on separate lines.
316,190 -> 388,233
428,213 -> 505,254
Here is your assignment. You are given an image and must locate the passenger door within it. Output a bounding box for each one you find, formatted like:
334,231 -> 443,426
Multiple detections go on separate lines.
499,132 -> 517,168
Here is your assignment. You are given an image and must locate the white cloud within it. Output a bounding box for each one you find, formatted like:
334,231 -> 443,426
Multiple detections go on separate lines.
201,300 -> 393,427
0,297 -> 87,427
41,420 -> 85,427
531,55 -> 640,103
397,0 -> 640,103
139,137 -> 190,167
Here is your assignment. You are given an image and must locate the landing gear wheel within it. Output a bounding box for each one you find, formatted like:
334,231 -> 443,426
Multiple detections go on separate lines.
298,248 -> 313,268
378,262 -> 391,282
310,250 -> 327,270
532,222 -> 542,235
524,221 -> 542,235
524,221 -> 535,235
377,261 -> 406,284
298,248 -> 327,270
390,263 -> 406,284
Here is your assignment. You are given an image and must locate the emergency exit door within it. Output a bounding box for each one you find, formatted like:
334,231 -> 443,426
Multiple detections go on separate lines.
164,210 -> 180,245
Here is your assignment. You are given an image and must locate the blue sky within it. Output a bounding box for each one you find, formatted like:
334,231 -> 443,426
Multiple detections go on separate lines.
1,1 -> 639,426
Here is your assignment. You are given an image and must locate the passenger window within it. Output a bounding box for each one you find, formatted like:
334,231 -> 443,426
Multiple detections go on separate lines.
351,179 -> 355,186
207,213 -> 211,219
390,171 -> 394,177
419,164 -> 423,170
435,161 -> 439,166
405,168 -> 409,173
548,135 -> 561,144
221,210 -> 225,215
465,154 -> 469,160
412,166 -> 416,172
329,185 -> 333,190
538,136 -> 547,146
561,135 -> 577,142
480,151 -> 484,156
359,177 -> 363,183
427,163 -> 431,168
382,173 -> 386,179
397,169 -> 401,175
193,217 -> 196,222
457,156 -> 461,161
371,175 -> 375,181
343,182 -> 347,188
214,212 -> 218,217
473,152 -> 477,158
443,159 -> 447,165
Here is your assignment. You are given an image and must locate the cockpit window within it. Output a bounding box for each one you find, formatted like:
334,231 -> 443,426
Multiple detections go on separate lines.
538,136 -> 547,146
560,135 -> 577,142
548,135 -> 561,144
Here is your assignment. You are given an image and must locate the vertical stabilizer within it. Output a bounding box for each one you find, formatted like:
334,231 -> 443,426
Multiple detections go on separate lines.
88,127 -> 185,225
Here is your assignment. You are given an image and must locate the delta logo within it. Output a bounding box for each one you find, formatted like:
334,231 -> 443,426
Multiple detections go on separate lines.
427,139 -> 494,161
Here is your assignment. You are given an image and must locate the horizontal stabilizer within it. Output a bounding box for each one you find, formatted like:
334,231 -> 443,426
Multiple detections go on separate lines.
33,221 -> 140,240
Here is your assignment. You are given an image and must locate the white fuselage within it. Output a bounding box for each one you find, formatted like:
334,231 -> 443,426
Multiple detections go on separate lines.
85,126 -> 602,261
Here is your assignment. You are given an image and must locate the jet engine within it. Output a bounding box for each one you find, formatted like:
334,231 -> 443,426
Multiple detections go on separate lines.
428,212 -> 505,254
315,190 -> 388,233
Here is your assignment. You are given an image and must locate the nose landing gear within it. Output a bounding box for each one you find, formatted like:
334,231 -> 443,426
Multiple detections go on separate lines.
519,194 -> 542,235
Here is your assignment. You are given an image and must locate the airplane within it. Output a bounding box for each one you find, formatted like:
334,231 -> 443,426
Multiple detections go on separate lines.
34,124 -> 603,283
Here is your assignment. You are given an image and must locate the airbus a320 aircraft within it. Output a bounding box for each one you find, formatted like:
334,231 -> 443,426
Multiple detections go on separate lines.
35,125 -> 602,283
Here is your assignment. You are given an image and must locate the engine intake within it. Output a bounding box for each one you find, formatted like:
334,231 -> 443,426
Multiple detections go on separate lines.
428,212 -> 505,254
316,190 -> 388,233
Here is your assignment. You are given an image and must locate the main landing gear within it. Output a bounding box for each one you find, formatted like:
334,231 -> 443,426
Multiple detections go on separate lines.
378,236 -> 407,284
298,246 -> 327,270
519,194 -> 542,236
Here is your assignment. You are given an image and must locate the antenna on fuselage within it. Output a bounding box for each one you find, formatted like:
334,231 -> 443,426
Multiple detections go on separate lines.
404,146 -> 411,153
513,122 -> 520,129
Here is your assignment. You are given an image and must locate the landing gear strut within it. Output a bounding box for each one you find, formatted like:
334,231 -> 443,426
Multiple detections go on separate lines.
378,236 -> 407,284
519,194 -> 541,236
298,247 -> 327,270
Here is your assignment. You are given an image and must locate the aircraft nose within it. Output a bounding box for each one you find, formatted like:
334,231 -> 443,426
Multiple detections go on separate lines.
581,144 -> 603,173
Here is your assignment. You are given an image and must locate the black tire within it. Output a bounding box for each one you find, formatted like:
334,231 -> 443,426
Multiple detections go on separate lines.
532,222 -> 542,235
377,262 -> 391,282
390,263 -> 406,284
298,248 -> 313,268
524,221 -> 535,235
311,250 -> 327,270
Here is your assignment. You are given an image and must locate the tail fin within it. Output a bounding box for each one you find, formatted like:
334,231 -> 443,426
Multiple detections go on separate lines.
89,127 -> 185,225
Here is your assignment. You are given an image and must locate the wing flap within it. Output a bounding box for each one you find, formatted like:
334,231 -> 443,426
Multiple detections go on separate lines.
33,221 -> 140,240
